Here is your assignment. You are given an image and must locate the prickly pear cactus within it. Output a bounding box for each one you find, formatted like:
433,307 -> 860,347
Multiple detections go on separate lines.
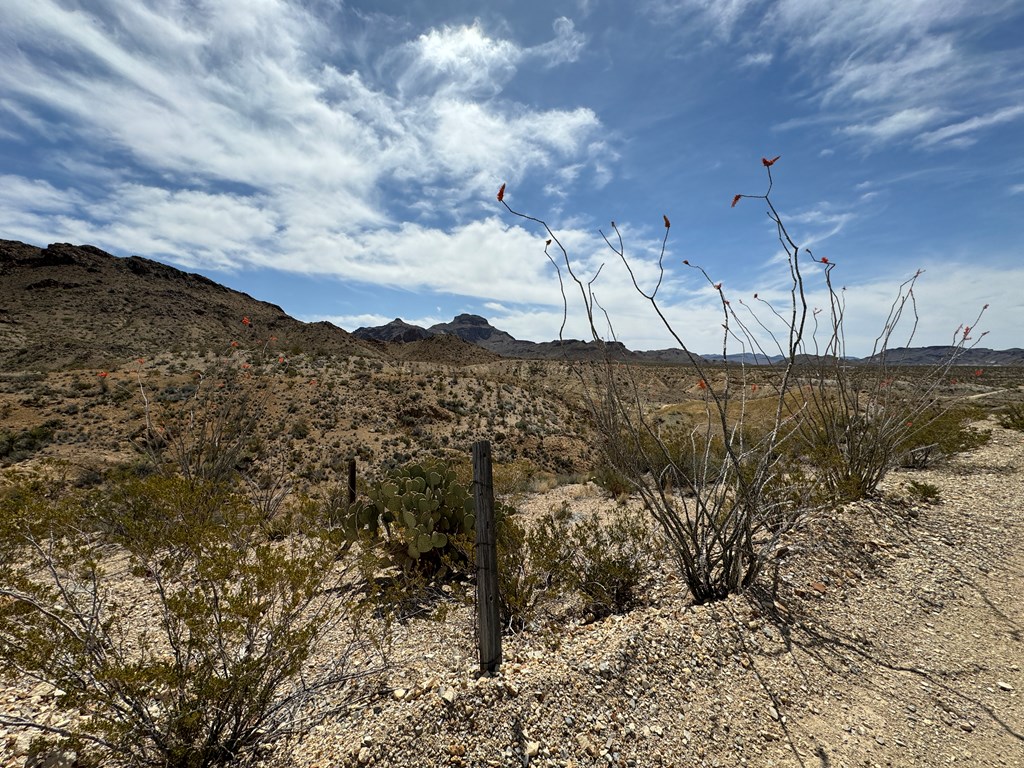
336,460 -> 475,564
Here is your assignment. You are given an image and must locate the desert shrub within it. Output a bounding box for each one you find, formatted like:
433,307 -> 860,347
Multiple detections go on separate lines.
496,511 -> 551,630
496,503 -> 658,626
0,474 -> 383,768
905,479 -> 941,504
0,419 -> 62,465
135,364 -> 265,488
591,462 -> 631,499
997,404 -> 1024,432
568,507 -> 659,619
897,406 -> 989,469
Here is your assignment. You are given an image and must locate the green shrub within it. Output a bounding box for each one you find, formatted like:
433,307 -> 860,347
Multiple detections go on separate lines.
0,419 -> 62,465
496,503 -> 658,626
0,475 -> 383,768
568,508 -> 659,619
897,406 -> 989,469
905,479 -> 941,504
997,404 -> 1024,432
496,504 -> 573,630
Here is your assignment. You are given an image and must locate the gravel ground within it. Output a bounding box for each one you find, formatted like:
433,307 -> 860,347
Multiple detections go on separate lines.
3,424 -> 1023,768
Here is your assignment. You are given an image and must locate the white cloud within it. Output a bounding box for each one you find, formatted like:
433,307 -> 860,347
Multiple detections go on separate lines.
0,1 -> 609,280
740,52 -> 773,67
841,107 -> 945,142
395,22 -> 521,99
530,17 -> 587,67
918,106 -> 1024,149
646,0 -> 764,40
648,0 -> 1021,151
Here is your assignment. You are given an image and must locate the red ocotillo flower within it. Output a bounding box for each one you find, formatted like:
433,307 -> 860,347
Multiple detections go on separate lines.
820,256 -> 829,264
496,183 -> 505,202
97,371 -> 108,378
242,316 -> 251,326
663,214 -> 671,229
762,155 -> 780,167
697,379 -> 707,390
731,194 -> 742,208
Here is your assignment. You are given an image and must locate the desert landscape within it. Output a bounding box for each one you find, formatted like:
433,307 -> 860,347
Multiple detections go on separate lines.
2,240 -> 1023,768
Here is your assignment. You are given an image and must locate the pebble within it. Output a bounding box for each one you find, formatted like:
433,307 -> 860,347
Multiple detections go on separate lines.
439,686 -> 458,705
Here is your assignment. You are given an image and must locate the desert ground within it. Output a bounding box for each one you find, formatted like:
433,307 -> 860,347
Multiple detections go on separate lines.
2,352 -> 1023,768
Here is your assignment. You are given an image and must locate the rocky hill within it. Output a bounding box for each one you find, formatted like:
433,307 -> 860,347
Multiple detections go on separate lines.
867,345 -> 1024,366
357,313 -> 640,361
352,318 -> 433,343
0,240 -> 380,371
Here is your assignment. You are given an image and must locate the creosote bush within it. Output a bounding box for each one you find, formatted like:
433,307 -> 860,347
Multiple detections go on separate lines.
497,503 -> 659,628
0,473 -> 383,768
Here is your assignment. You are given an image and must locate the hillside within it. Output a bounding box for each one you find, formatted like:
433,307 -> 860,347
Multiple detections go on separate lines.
0,240 -> 379,371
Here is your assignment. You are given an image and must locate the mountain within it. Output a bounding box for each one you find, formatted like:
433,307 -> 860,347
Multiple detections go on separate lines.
866,346 -> 1024,366
353,318 -> 433,343
0,240 -> 380,371
357,313 -> 636,361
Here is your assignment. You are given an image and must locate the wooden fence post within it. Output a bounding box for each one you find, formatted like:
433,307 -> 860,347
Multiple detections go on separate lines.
473,440 -> 501,674
347,457 -> 357,507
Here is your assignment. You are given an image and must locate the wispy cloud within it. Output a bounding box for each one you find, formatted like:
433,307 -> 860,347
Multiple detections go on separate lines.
841,107 -> 945,142
646,0 -> 1022,150
918,105 -> 1024,148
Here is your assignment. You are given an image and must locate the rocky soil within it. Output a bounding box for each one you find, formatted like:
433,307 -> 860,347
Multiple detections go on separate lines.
3,424 -> 1023,768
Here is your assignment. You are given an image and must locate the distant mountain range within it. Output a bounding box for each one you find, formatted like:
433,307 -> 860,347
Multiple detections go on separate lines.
3,239 -> 1021,370
353,315 -> 1024,366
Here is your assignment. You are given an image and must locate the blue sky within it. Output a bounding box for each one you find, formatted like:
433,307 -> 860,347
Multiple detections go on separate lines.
2,0 -> 1022,356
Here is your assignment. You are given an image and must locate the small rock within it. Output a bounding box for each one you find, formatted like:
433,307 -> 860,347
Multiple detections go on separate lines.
439,686 -> 458,705
525,741 -> 540,757
27,750 -> 77,768
576,733 -> 598,757
357,746 -> 372,765
392,688 -> 407,700
997,681 -> 1013,691
768,705 -> 780,721
958,721 -> 974,733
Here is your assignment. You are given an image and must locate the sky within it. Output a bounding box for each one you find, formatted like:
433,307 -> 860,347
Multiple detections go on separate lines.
1,0 -> 1022,357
